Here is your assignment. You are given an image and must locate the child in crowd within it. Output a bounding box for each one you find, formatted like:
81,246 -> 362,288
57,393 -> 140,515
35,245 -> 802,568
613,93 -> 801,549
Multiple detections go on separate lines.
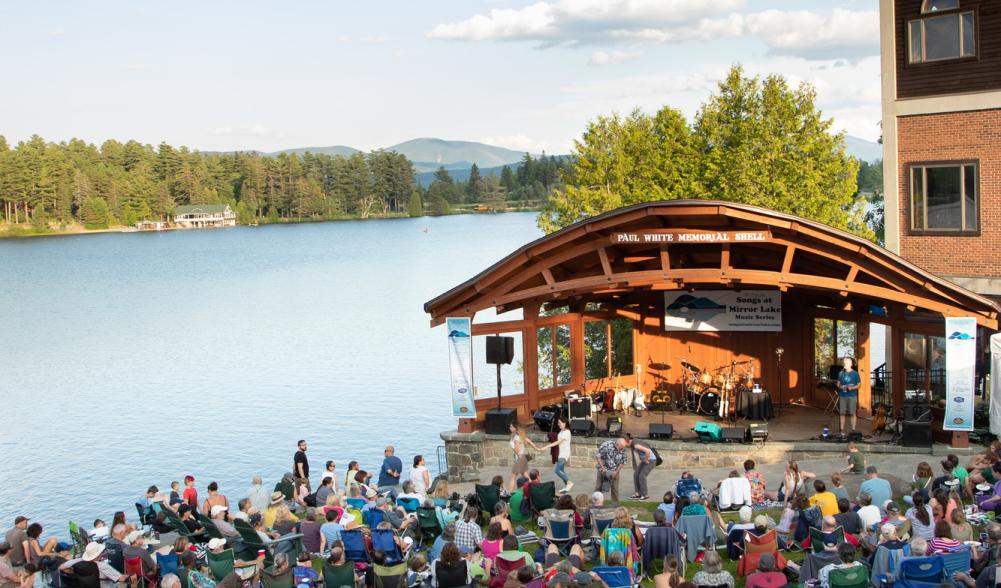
841,442 -> 865,475
407,553 -> 432,588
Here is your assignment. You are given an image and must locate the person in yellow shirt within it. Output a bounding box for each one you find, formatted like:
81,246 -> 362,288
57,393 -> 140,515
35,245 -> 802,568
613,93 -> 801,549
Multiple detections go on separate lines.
808,479 -> 840,518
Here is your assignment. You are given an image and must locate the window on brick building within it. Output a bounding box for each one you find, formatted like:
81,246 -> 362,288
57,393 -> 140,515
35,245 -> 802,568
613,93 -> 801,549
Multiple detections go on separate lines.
908,2 -> 975,63
910,163 -> 978,232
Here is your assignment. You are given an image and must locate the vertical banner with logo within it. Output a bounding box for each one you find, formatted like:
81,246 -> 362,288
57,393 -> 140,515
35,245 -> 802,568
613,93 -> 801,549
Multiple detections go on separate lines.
943,317 -> 977,431
446,317 -> 476,418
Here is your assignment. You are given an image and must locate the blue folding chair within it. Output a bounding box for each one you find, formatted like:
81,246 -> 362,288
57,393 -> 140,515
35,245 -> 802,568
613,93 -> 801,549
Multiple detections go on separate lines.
592,566 -> 633,588
341,529 -> 370,563
397,498 -> 420,513
898,556 -> 946,584
363,509 -> 386,528
939,547 -> 972,579
370,528 -> 403,564
156,552 -> 179,578
345,498 -> 367,510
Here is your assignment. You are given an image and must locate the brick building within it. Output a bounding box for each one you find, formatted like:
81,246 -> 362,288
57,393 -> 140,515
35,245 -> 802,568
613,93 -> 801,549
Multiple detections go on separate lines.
880,0 -> 1001,297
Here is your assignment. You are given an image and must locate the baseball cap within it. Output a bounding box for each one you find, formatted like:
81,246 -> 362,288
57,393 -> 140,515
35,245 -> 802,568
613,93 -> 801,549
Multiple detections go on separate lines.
210,505 -> 228,517
885,502 -> 900,513
571,572 -> 595,588
376,497 -> 391,507
548,572 -> 571,588
125,531 -> 144,544
207,538 -> 227,550
754,515 -> 768,527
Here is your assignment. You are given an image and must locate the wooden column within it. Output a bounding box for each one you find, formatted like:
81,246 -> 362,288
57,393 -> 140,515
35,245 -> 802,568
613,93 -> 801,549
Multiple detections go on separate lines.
523,305 -> 540,418
890,309 -> 905,412
858,319 -> 872,416
571,309 -> 586,390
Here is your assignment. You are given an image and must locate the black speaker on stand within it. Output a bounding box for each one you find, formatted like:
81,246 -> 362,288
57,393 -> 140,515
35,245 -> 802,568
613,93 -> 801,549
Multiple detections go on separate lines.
485,336 -> 516,435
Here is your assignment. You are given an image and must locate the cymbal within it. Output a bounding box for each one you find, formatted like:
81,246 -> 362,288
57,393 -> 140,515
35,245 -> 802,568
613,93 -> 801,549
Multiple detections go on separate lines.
680,360 -> 701,372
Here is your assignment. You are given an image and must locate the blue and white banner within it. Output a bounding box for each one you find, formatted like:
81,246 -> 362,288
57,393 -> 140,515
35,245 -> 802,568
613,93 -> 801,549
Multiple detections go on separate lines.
447,317 -> 476,418
944,317 -> 977,432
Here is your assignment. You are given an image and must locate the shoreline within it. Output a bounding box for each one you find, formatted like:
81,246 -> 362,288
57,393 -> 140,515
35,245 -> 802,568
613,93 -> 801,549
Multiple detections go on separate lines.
0,207 -> 541,239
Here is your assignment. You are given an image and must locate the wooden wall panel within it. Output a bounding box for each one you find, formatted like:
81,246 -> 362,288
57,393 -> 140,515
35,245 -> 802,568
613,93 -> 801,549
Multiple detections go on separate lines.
896,0 -> 1001,98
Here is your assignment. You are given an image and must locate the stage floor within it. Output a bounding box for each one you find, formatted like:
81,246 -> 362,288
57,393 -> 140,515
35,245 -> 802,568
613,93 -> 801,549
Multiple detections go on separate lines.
548,402 -> 875,443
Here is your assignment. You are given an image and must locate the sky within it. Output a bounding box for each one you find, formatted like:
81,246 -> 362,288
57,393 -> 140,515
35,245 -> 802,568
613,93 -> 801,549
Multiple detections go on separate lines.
0,0 -> 882,155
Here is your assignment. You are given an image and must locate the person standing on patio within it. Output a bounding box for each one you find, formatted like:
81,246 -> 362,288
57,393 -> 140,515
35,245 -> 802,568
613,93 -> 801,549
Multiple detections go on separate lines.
378,446 -> 403,499
626,435 -> 658,500
837,357 -> 861,435
594,437 -> 628,504
536,417 -> 574,494
293,440 -> 310,491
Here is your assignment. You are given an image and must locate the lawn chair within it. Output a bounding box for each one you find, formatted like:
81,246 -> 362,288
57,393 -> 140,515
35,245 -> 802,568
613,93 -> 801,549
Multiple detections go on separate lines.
156,552 -> 179,578
590,509 -> 617,540
898,556 -> 946,584
195,513 -> 226,541
372,562 -> 407,588
135,503 -> 154,530
322,561 -> 357,588
396,498 -> 420,513
939,547 -> 972,578
475,484 -> 501,525
829,566 -> 870,588
62,560 -> 101,588
725,527 -> 746,560
490,555 -> 531,588
641,526 -> 685,578
124,556 -> 153,588
261,567 -> 294,588
528,482 -> 556,515
345,498 -> 367,510
675,515 -> 717,563
341,529 -> 370,563
809,526 -> 846,553
362,509 -> 386,528
737,530 -> 786,577
371,529 -> 402,564
591,566 -> 634,588
541,509 -> 577,556
207,548 -> 241,580
599,527 -> 641,576
509,490 -> 531,524
416,507 -> 442,544
104,541 -> 125,573
68,522 -> 88,558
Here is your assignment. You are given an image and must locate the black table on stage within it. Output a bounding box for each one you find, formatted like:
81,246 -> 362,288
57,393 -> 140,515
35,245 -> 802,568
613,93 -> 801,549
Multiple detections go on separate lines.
736,388 -> 773,420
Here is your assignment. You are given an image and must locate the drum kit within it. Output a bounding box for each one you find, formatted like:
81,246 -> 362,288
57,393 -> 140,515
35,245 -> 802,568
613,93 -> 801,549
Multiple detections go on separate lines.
678,358 -> 756,420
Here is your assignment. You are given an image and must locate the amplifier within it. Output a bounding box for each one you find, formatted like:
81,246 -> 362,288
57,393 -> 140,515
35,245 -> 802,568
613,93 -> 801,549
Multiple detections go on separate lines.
484,408 -> 517,435
902,403 -> 931,422
901,420 -> 933,447
569,419 -> 595,437
721,427 -> 746,444
748,422 -> 768,441
533,404 -> 562,432
649,423 -> 673,439
566,396 -> 592,420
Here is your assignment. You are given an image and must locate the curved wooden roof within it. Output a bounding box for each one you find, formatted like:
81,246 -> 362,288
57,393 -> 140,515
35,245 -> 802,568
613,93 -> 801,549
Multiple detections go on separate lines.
425,200 -> 1000,329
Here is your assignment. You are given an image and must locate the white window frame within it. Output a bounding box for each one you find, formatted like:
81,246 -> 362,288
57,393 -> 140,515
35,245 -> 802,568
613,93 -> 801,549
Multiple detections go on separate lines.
909,163 -> 978,232
907,10 -> 975,63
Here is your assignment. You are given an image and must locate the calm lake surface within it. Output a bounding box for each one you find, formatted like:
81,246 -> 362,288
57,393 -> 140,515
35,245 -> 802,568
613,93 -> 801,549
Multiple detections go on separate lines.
0,213 -> 542,530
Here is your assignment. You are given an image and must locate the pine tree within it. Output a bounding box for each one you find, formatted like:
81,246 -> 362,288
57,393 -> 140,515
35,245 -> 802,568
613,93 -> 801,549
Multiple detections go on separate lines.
80,196 -> 110,229
467,163 -> 482,203
407,190 -> 424,217
500,165 -> 514,193
427,182 -> 451,216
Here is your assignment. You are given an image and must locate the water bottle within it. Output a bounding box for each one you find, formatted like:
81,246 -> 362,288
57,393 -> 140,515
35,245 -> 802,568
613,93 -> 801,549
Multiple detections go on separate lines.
822,427 -> 829,439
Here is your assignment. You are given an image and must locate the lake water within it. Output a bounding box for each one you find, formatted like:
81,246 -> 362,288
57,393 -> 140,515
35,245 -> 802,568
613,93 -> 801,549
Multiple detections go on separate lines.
0,213 -> 542,530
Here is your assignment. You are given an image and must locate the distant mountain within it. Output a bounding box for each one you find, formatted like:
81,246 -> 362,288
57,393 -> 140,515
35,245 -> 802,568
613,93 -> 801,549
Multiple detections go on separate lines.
845,135 -> 882,163
267,145 -> 360,158
385,138 -> 531,169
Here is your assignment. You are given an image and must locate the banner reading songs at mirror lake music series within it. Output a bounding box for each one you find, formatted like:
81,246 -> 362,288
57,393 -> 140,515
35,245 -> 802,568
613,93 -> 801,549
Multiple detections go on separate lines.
446,317 -> 476,417
943,316 -> 977,432
664,290 -> 782,332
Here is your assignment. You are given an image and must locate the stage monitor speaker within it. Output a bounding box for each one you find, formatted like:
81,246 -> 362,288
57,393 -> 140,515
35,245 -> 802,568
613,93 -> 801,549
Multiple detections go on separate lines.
605,417 -> 623,435
902,403 -> 931,423
901,420 -> 933,447
748,422 -> 768,441
721,427 -> 746,444
566,397 -> 592,420
649,423 -> 673,439
486,336 -> 515,365
533,408 -> 560,432
484,408 -> 517,435
569,419 -> 595,437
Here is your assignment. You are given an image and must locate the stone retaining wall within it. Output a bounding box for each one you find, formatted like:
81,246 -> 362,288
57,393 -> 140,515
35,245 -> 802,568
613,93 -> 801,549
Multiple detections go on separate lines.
440,430 -> 959,483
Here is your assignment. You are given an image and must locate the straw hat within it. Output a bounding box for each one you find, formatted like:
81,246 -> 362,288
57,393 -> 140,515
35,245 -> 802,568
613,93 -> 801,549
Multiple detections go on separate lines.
82,542 -> 106,562
270,491 -> 285,505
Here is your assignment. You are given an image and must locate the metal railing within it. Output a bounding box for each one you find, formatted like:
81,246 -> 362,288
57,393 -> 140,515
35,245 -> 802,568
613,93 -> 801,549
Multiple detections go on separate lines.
436,445 -> 448,478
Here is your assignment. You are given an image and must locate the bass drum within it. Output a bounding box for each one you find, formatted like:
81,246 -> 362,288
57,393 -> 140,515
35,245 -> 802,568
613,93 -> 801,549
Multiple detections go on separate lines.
696,390 -> 719,416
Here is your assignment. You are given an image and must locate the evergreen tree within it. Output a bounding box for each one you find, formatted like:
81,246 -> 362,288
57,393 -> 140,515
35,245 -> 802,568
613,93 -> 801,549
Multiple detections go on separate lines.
467,163 -> 482,203
427,182 -> 451,216
80,196 -> 110,229
407,190 -> 424,217
500,165 -> 514,193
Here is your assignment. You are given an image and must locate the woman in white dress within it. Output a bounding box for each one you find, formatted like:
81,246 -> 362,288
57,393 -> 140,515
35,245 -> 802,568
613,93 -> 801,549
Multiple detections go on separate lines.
409,454 -> 431,499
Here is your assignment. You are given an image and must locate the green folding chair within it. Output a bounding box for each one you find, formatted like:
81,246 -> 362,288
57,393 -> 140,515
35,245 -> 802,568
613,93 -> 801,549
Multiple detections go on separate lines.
322,561 -> 357,588
475,484 -> 501,524
372,562 -> 407,588
829,565 -> 869,588
809,527 -> 846,554
261,567 -> 294,588
206,549 -> 236,580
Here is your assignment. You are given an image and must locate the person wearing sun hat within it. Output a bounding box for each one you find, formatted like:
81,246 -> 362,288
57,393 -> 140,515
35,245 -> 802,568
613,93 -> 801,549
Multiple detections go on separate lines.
57,541 -> 128,587
264,491 -> 285,529
209,505 -> 239,538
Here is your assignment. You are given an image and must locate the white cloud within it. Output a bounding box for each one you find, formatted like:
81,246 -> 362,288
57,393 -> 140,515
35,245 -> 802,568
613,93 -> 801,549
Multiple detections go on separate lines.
587,50 -> 641,66
429,3 -> 877,61
478,134 -> 550,153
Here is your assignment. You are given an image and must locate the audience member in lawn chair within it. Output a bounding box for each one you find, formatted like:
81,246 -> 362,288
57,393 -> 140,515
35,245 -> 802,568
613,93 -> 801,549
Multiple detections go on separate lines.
541,509 -> 577,557
642,509 -> 685,578
869,524 -> 910,587
817,544 -> 867,588
744,553 -> 787,588
598,527 -> 640,577
592,551 -> 635,588
675,514 -> 717,564
737,529 -> 786,578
